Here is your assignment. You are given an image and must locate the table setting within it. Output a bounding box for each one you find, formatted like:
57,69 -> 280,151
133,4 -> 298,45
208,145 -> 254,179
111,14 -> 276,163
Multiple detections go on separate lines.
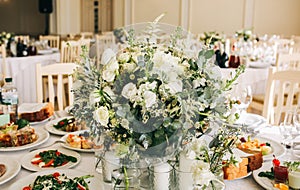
1,22 -> 300,190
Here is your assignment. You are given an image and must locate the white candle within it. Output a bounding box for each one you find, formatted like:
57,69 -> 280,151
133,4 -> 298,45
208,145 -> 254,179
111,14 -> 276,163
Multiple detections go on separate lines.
153,163 -> 172,190
288,170 -> 300,189
178,153 -> 194,190
225,39 -> 230,55
102,151 -> 120,182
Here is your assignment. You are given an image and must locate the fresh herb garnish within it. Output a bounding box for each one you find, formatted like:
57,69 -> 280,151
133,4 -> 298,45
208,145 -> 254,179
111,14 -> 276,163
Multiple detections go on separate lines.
258,167 -> 274,180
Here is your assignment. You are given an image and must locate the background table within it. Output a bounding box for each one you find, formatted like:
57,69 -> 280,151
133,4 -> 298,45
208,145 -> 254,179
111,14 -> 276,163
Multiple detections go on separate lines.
221,67 -> 269,95
0,53 -> 60,104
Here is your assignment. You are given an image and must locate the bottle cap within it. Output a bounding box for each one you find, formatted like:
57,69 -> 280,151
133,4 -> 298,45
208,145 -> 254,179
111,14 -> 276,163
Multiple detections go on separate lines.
5,78 -> 12,82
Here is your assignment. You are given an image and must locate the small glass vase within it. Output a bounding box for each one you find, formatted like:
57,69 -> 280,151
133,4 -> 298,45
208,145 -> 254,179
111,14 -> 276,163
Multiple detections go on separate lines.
148,162 -> 175,190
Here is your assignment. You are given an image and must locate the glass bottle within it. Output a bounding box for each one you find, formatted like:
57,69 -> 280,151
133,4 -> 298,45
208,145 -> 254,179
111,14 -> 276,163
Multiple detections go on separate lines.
1,78 -> 18,123
228,44 -> 240,68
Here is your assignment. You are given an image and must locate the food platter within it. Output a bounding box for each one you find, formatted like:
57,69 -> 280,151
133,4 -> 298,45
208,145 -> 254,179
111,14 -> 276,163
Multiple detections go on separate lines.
0,127 -> 49,152
44,116 -> 75,135
21,147 -> 81,171
8,169 -> 102,190
60,130 -> 94,153
0,156 -> 21,185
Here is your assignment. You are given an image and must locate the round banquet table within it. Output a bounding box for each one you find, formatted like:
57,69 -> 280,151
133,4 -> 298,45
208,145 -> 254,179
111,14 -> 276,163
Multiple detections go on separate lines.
0,52 -> 60,104
0,111 -> 297,190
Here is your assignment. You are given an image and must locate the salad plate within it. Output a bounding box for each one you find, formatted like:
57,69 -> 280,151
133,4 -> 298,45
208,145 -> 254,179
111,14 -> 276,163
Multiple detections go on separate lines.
44,116 -> 75,135
0,156 -> 21,185
0,127 -> 49,152
21,147 -> 81,171
60,130 -> 95,153
8,169 -> 102,190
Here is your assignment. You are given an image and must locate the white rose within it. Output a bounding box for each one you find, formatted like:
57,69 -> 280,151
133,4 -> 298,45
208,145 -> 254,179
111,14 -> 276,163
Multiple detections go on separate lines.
94,106 -> 109,126
101,48 -> 116,65
122,63 -> 136,72
118,52 -> 130,63
120,118 -> 129,129
102,69 -> 116,82
122,83 -> 137,99
107,58 -> 119,71
143,90 -> 156,108
165,80 -> 183,94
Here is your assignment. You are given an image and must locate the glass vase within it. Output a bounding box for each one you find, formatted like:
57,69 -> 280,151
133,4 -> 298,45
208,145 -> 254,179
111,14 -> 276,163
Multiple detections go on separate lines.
148,162 -> 175,190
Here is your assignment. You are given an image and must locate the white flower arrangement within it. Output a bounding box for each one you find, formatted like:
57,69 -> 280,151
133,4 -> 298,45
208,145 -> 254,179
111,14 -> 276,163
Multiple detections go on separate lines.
71,22 -> 244,164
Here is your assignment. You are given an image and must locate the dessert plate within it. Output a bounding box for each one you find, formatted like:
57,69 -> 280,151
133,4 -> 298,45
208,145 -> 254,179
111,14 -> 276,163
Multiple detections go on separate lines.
8,169 -> 102,190
0,156 -> 21,185
60,130 -> 94,153
0,127 -> 49,152
21,147 -> 81,171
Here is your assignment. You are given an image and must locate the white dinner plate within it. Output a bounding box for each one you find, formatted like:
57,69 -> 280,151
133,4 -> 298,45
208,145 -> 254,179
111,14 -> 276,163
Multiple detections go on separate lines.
235,113 -> 266,128
0,156 -> 21,185
60,130 -> 94,153
21,147 -> 81,171
44,116 -> 75,135
8,169 -> 102,190
38,49 -> 53,55
0,127 -> 49,152
252,162 -> 278,190
240,136 -> 285,161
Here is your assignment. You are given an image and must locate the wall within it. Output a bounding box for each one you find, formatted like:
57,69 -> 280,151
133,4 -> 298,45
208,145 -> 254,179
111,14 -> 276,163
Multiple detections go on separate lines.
0,0 -> 45,37
113,0 -> 300,36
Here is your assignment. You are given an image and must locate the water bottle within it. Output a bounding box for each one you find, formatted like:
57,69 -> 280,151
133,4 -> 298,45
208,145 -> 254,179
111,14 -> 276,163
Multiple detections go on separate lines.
1,78 -> 18,122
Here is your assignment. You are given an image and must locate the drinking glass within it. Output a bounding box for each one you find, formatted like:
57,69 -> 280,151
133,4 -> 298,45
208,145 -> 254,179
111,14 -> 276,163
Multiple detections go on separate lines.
293,107 -> 300,135
232,85 -> 253,114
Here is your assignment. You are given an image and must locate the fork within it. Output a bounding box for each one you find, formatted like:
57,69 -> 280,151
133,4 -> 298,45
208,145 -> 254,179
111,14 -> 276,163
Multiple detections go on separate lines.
29,139 -> 65,152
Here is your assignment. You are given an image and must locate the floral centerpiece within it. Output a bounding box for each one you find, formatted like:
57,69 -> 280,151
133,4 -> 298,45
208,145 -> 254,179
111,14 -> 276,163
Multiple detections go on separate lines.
235,28 -> 254,42
198,31 -> 225,48
71,21 -> 244,188
0,31 -> 13,45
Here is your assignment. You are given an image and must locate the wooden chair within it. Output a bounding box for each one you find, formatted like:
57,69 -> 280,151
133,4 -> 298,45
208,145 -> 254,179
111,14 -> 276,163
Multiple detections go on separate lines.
95,33 -> 116,66
80,32 -> 94,39
60,39 -> 90,63
0,44 -> 7,78
39,35 -> 60,49
36,63 -> 79,111
248,52 -> 300,114
262,67 -> 300,125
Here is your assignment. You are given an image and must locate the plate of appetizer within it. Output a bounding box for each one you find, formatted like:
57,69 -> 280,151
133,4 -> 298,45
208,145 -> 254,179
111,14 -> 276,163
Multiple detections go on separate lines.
237,136 -> 285,161
0,156 -> 21,185
45,116 -> 85,135
234,113 -> 266,128
60,130 -> 97,153
0,124 -> 49,152
8,169 -> 102,190
21,148 -> 81,171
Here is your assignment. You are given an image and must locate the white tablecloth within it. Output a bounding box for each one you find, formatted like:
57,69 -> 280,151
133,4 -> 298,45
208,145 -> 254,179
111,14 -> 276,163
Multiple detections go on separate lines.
221,67 -> 269,95
0,53 -> 60,104
0,112 -> 295,190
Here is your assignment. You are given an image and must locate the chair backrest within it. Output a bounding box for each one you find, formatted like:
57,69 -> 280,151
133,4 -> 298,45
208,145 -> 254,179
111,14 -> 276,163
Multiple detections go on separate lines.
80,32 -> 94,39
39,35 -> 60,49
95,33 -> 116,66
36,63 -> 79,111
275,52 -> 300,70
0,44 -> 6,78
60,39 -> 90,63
262,67 -> 300,125
14,35 -> 30,43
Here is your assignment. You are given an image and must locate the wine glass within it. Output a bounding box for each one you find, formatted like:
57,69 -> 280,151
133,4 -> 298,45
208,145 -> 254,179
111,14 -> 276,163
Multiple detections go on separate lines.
293,107 -> 300,134
232,85 -> 253,114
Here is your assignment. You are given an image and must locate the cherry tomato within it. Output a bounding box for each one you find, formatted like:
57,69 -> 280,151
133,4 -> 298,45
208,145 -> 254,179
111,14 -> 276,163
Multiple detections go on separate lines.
77,183 -> 86,190
23,186 -> 31,190
52,172 -> 60,178
55,151 -> 61,156
43,159 -> 54,167
272,155 -> 280,166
